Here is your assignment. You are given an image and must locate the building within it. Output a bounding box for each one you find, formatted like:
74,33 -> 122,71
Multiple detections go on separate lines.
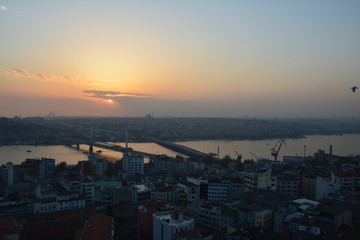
176,182 -> 200,203
137,200 -> 173,240
38,158 -> 55,178
153,210 -> 194,240
151,186 -> 177,202
78,161 -> 92,176
302,173 -> 317,200
244,172 -> 257,192
135,184 -> 152,202
207,179 -> 229,202
197,202 -> 225,230
33,191 -> 86,214
288,217 -> 322,239
123,153 -> 144,180
256,168 -> 273,190
19,158 -> 55,179
94,182 -> 136,207
254,209 -> 274,229
59,175 -> 95,206
331,166 -> 360,189
315,176 -> 340,200
276,175 -> 300,199
0,162 -> 14,185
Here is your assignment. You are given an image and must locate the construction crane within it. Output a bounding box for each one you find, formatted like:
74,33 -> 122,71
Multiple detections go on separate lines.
250,152 -> 259,160
234,151 -> 242,162
271,138 -> 286,161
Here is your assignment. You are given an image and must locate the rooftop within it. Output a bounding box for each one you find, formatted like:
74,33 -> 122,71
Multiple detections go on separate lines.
74,213 -> 113,240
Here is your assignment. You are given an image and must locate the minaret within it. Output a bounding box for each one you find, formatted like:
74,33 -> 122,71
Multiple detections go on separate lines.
122,129 -> 129,172
126,129 -> 128,150
89,127 -> 93,154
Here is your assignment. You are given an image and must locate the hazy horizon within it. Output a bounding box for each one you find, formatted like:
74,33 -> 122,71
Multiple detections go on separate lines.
1,1 -> 360,118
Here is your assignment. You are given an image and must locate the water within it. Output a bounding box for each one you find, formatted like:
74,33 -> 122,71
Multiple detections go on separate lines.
176,134 -> 360,160
0,145 -> 88,165
1,134 -> 359,165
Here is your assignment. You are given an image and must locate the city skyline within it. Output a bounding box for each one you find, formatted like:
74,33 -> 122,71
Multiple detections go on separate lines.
1,0 -> 360,118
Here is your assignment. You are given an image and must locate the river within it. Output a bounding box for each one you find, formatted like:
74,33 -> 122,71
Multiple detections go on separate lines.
0,134 -> 359,165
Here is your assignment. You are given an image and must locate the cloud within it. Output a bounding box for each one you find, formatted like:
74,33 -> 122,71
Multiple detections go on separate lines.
83,89 -> 153,99
5,68 -> 94,84
0,5 -> 7,11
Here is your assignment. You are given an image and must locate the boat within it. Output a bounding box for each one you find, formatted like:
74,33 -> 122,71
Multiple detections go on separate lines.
26,150 -> 31,152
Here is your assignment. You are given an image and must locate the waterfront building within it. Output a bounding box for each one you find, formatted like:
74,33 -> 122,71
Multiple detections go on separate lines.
16,158 -> 55,179
0,162 -> 14,185
78,160 -> 92,176
153,210 -> 194,240
38,158 -> 55,178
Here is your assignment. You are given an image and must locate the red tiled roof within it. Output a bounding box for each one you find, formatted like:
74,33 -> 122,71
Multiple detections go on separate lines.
332,168 -> 360,178
152,186 -> 175,192
74,213 -> 113,240
57,190 -> 79,196
179,181 -> 197,187
138,200 -> 169,210
40,198 -> 56,204
0,215 -> 18,236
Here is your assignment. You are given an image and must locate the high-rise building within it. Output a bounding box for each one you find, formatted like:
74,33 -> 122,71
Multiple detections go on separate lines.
122,153 -> 144,180
0,162 -> 14,185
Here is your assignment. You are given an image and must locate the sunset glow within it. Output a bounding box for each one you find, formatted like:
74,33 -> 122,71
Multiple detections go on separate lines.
1,1 -> 360,118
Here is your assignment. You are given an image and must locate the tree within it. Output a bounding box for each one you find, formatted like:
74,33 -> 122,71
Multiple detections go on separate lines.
221,155 -> 232,167
55,161 -> 67,174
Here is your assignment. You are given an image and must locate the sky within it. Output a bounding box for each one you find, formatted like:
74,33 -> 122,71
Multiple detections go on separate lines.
1,0 -> 360,118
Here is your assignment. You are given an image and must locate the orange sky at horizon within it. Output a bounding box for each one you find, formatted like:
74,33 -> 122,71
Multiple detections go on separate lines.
1,1 -> 360,118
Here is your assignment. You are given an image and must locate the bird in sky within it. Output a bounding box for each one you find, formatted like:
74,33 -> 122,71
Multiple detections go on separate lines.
351,86 -> 358,92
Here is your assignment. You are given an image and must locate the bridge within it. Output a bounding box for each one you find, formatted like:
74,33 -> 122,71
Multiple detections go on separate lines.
152,139 -> 216,159
60,137 -> 216,160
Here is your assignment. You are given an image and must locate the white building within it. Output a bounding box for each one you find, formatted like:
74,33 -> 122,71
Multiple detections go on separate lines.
0,162 -> 14,185
33,191 -> 86,214
315,176 -> 341,200
153,210 -> 194,240
122,153 -> 144,180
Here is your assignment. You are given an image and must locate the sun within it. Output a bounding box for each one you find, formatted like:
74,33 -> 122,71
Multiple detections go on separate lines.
107,99 -> 113,103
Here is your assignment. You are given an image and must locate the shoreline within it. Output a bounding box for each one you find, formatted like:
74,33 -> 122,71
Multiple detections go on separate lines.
1,133 -> 350,147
